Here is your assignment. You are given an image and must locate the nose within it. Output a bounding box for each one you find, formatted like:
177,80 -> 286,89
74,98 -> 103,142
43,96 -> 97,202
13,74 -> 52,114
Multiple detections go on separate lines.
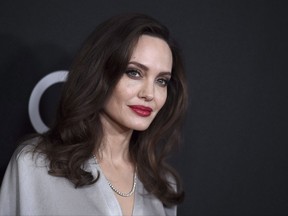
138,80 -> 154,101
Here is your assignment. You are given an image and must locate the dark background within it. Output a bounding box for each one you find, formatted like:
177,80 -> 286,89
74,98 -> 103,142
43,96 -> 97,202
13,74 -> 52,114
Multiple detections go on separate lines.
1,0 -> 288,215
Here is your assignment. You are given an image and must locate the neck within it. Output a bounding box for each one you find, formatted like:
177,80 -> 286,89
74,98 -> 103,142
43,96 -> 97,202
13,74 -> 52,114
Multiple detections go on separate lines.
96,112 -> 133,165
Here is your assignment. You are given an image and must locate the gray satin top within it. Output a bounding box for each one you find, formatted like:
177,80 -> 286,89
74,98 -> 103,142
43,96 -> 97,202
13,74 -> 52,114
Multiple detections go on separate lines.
0,142 -> 176,216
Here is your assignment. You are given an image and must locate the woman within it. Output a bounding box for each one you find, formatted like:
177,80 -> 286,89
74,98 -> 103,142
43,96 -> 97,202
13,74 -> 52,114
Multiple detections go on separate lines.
0,13 -> 188,216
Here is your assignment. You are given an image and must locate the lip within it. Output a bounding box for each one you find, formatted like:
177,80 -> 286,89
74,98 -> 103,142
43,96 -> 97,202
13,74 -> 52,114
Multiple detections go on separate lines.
128,105 -> 153,117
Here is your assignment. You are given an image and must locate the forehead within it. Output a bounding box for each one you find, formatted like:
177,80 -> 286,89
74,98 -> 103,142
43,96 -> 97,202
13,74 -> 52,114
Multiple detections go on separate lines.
130,35 -> 173,72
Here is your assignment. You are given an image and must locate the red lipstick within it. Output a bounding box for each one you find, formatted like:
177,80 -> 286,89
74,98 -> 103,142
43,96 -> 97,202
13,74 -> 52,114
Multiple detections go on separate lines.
128,105 -> 153,117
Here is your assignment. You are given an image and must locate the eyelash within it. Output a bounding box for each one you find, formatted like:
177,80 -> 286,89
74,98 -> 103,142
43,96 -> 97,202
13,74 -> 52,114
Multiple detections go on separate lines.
125,68 -> 170,87
125,69 -> 142,78
156,78 -> 170,87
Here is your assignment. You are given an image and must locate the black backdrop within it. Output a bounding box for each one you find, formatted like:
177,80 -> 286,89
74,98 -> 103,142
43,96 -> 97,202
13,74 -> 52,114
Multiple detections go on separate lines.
1,0 -> 288,215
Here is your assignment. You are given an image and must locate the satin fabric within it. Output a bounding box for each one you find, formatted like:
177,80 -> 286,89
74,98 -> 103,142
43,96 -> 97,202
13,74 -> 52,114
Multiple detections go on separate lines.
0,141 -> 176,216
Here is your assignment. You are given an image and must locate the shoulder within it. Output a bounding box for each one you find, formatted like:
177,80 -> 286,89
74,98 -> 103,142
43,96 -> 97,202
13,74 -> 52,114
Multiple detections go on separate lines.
165,172 -> 178,192
12,137 -> 47,167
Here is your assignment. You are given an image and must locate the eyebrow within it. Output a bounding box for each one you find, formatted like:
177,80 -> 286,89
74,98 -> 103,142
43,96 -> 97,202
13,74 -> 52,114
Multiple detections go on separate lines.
128,61 -> 172,76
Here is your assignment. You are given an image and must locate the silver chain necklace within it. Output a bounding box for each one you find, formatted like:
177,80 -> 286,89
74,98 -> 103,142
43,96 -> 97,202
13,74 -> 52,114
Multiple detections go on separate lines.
107,172 -> 137,197
92,155 -> 137,197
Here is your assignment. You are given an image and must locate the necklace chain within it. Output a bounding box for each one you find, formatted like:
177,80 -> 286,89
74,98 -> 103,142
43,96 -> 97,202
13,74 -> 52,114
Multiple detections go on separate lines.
92,155 -> 137,197
107,173 -> 137,197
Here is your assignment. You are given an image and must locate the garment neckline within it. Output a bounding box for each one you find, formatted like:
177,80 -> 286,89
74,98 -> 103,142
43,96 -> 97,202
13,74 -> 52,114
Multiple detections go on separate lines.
90,155 -> 139,215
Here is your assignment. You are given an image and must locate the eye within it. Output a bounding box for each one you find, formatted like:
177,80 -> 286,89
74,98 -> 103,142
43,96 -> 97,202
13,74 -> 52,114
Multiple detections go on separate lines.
125,68 -> 142,79
156,78 -> 170,87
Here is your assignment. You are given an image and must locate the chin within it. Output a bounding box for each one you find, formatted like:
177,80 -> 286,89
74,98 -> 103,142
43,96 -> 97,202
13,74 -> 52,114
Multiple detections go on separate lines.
129,122 -> 152,131
134,127 -> 149,131
123,116 -> 155,131
131,125 -> 150,131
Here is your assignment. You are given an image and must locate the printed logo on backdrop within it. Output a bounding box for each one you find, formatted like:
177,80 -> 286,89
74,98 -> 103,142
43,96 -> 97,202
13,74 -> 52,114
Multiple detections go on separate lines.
28,71 -> 68,133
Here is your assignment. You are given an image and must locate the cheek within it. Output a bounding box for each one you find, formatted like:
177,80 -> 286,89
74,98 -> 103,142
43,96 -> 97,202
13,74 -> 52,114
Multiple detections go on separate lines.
156,88 -> 168,109
114,76 -> 138,98
106,83 -> 135,110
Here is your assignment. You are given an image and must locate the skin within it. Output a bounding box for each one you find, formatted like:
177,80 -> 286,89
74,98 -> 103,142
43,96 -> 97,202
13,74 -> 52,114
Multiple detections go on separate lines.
96,35 -> 173,216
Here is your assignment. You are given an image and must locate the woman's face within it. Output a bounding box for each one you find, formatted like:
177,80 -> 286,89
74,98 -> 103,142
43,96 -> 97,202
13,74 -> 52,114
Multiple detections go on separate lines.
101,35 -> 172,132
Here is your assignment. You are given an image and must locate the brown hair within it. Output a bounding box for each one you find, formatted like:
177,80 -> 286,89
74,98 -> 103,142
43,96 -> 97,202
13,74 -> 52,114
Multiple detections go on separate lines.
36,13 -> 188,206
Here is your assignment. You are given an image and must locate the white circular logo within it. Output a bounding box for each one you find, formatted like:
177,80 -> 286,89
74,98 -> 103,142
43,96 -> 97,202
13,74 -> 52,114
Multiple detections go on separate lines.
28,70 -> 68,133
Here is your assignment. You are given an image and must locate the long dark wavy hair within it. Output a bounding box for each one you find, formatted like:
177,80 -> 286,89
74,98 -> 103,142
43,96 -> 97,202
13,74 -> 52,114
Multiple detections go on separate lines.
35,13 -> 188,206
